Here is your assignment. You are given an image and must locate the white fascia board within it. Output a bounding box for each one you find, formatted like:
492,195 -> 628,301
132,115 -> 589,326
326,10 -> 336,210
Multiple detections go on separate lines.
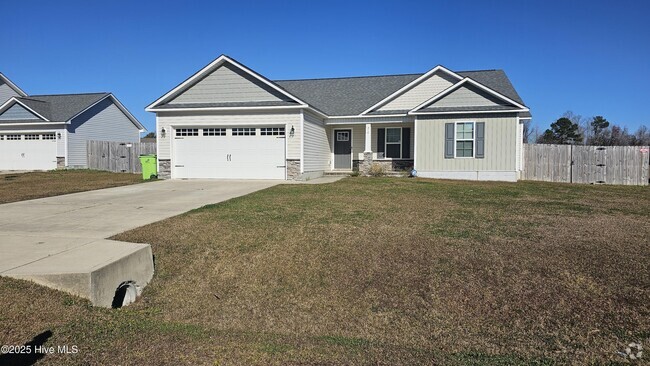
146,55 -> 308,110
327,114 -> 408,119
409,109 -> 529,116
148,105 -> 308,113
410,77 -> 529,113
0,73 -> 28,97
360,65 -> 464,115
0,121 -> 66,127
0,97 -> 50,121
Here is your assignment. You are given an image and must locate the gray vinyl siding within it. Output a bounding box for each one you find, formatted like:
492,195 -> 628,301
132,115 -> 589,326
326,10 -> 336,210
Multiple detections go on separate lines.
378,72 -> 457,111
168,63 -> 290,104
0,103 -> 42,120
0,82 -> 19,105
156,110 -> 302,160
302,112 -> 330,172
429,85 -> 511,108
66,98 -> 140,167
415,113 -> 518,172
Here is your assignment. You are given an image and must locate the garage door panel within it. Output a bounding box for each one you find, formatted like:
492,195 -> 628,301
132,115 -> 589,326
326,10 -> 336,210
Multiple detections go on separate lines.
0,136 -> 57,170
172,127 -> 286,179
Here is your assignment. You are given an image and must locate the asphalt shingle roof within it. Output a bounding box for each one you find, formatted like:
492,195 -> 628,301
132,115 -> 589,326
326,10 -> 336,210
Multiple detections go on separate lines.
155,100 -> 299,109
15,93 -> 109,121
274,69 -> 527,116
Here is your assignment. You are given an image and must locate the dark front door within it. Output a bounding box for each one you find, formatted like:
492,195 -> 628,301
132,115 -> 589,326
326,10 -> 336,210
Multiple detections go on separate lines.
334,129 -> 352,170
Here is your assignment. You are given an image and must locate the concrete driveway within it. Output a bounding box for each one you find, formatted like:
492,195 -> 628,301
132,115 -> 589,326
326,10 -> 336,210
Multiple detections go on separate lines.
0,179 -> 279,307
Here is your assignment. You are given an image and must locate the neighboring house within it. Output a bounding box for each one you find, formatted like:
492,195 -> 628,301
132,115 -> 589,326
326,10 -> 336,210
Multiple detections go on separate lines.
0,73 -> 145,170
147,55 -> 531,181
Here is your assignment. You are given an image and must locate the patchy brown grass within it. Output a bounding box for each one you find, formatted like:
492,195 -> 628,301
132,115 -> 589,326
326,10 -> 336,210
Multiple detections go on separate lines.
1,178 -> 648,365
0,170 -> 142,204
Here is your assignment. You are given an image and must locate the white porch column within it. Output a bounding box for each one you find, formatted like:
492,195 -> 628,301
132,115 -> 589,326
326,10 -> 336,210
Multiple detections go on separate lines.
364,123 -> 372,152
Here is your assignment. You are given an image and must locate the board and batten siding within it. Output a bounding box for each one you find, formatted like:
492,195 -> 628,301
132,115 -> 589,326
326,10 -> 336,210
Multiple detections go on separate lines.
428,85 -> 511,108
302,112 -> 330,173
67,98 -> 140,167
156,110 -> 302,160
168,63 -> 289,105
378,72 -> 457,111
0,103 -> 41,120
415,113 -> 518,181
0,82 -> 20,105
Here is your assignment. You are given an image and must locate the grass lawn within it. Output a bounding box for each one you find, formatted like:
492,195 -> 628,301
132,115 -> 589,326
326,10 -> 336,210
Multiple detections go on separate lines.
1,178 -> 648,365
0,170 -> 142,204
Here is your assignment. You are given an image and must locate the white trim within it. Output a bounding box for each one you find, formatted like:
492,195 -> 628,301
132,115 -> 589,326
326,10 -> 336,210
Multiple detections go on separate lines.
300,110 -> 304,174
326,119 -> 414,125
364,123 -> 371,153
148,105 -> 307,113
327,114 -> 409,119
360,65 -> 464,115
410,109 -> 527,116
0,121 -> 67,127
413,118 -> 418,170
0,97 -> 50,121
332,127 -> 353,170
409,78 -> 529,113
146,55 -> 309,110
63,128 -> 68,167
384,127 -> 403,159
0,73 -> 28,97
454,121 -> 476,158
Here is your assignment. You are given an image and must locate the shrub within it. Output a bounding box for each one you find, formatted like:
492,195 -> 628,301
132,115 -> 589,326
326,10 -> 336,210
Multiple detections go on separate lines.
368,163 -> 385,177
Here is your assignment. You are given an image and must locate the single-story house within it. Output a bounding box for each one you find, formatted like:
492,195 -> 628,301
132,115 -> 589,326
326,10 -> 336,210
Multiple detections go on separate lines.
0,73 -> 145,170
146,55 -> 531,181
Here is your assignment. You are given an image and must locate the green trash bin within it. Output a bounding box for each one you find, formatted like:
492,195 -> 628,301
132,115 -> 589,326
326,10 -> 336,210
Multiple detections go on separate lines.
139,154 -> 158,180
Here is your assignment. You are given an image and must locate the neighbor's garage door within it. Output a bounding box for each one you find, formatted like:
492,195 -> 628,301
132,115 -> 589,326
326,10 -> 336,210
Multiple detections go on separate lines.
0,133 -> 57,170
172,126 -> 286,179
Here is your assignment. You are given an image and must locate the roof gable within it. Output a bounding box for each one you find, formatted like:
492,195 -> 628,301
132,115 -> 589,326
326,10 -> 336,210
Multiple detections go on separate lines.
0,73 -> 27,98
0,101 -> 46,121
377,71 -> 458,112
168,63 -> 292,105
147,55 -> 307,111
361,65 -> 463,115
410,78 -> 528,114
24,93 -> 109,121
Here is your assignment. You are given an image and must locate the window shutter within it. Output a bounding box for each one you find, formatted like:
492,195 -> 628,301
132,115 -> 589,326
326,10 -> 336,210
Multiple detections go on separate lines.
475,122 -> 485,158
402,127 -> 410,159
444,123 -> 454,159
377,128 -> 385,156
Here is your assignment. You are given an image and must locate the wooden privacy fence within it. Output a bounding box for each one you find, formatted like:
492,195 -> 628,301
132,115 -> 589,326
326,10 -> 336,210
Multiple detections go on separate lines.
87,140 -> 156,173
523,144 -> 649,185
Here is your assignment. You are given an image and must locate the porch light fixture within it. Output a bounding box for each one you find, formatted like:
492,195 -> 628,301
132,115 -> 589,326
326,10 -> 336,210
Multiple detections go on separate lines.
290,125 -> 295,137
161,127 -> 166,138
57,132 -> 61,139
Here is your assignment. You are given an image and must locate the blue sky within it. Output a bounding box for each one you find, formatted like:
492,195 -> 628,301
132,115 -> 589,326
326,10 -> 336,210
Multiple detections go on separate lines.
1,0 -> 648,134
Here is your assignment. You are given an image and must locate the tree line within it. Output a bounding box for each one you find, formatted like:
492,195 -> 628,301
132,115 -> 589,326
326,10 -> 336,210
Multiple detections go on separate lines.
524,111 -> 650,146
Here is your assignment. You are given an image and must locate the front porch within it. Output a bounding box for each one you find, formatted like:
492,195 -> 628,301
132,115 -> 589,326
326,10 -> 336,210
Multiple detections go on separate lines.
326,122 -> 414,176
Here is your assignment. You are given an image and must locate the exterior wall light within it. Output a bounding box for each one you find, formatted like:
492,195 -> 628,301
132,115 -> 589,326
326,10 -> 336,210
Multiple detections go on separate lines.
57,132 -> 62,139
161,128 -> 166,138
290,126 -> 295,137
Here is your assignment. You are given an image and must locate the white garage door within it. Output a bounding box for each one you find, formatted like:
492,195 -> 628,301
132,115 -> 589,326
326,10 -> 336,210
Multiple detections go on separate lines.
173,127 -> 286,179
0,133 -> 58,170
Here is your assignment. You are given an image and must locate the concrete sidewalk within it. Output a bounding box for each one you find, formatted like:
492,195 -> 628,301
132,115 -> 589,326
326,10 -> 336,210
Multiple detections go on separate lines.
0,179 -> 279,307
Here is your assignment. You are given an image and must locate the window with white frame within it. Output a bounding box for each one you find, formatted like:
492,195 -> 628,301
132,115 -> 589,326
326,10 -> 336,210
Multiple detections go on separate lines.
25,134 -> 40,140
260,127 -> 285,136
42,133 -> 56,140
336,131 -> 349,141
203,128 -> 226,136
232,128 -> 256,136
385,127 -> 402,158
176,128 -> 198,136
6,134 -> 21,140
455,122 -> 475,157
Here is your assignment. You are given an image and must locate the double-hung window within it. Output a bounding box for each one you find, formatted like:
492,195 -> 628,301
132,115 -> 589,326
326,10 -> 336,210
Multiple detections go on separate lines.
455,122 -> 474,158
385,127 -> 402,159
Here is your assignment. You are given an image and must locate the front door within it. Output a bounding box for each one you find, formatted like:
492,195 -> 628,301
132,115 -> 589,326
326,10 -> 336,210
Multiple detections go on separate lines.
334,129 -> 352,170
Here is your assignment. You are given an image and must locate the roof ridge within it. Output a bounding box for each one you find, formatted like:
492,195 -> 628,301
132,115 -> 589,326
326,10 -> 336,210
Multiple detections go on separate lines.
16,97 -> 49,103
28,92 -> 110,97
273,73 -> 423,82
